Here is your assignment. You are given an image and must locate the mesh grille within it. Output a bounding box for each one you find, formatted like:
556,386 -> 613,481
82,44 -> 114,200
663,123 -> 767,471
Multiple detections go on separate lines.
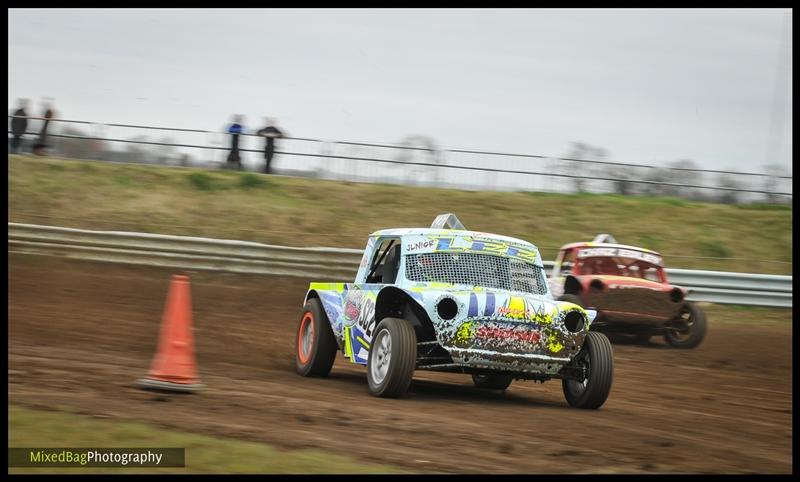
405,252 -> 548,295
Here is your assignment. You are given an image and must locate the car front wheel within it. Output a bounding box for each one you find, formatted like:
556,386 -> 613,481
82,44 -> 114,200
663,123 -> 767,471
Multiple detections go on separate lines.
664,302 -> 707,349
366,317 -> 417,398
562,331 -> 614,409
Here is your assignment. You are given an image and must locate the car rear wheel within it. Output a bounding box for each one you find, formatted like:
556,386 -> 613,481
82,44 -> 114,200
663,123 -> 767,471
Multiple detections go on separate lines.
664,302 -> 707,349
366,318 -> 417,398
562,331 -> 614,409
472,373 -> 513,390
295,298 -> 338,377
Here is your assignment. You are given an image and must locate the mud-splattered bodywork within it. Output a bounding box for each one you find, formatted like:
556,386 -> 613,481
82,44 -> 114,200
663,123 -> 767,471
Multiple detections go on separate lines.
305,229 -> 595,376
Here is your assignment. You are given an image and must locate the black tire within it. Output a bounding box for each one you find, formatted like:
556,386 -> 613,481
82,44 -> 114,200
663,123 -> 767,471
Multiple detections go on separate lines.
664,302 -> 707,349
558,293 -> 584,307
472,373 -> 513,391
295,298 -> 338,377
562,331 -> 614,409
366,318 -> 417,398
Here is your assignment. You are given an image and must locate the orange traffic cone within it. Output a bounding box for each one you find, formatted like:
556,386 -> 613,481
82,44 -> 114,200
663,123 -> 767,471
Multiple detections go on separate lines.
136,275 -> 203,393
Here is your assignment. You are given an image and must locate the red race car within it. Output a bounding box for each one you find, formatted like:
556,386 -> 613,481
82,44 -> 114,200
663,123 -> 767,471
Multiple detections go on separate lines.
549,234 -> 707,348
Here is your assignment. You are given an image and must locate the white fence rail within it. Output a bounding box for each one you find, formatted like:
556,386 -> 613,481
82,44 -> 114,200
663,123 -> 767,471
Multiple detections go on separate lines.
8,223 -> 792,308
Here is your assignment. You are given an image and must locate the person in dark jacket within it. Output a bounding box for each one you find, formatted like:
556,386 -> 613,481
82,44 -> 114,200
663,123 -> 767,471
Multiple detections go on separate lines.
226,115 -> 245,170
32,102 -> 55,156
256,117 -> 285,174
10,99 -> 29,154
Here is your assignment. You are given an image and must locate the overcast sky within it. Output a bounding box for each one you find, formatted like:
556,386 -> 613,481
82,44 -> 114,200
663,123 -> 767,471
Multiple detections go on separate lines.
8,8 -> 793,174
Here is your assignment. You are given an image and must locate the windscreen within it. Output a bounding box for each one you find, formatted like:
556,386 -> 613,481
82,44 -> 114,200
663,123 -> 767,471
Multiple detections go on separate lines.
405,251 -> 548,295
577,256 -> 662,281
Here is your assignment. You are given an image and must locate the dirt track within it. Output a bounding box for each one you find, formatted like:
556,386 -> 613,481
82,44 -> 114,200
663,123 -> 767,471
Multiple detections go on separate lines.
8,254 -> 793,473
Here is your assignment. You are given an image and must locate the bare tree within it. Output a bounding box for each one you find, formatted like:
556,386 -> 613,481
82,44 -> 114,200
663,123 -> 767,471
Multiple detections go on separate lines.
608,162 -> 637,195
57,125 -> 105,160
715,169 -> 742,204
762,164 -> 790,203
642,165 -> 669,197
155,136 -> 176,165
640,159 -> 701,200
561,142 -> 594,193
125,135 -> 156,164
667,159 -> 702,199
566,142 -> 589,193
559,142 -> 626,194
395,134 -> 442,187
589,146 -> 628,195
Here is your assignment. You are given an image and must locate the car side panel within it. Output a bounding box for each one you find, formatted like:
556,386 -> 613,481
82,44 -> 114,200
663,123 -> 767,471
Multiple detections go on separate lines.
308,283 -> 382,365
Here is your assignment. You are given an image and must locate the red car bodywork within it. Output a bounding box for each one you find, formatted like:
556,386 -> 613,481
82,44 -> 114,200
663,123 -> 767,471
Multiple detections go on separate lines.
550,242 -> 689,328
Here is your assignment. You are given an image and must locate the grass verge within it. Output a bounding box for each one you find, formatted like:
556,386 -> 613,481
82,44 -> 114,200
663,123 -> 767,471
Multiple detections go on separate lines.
8,405 -> 402,474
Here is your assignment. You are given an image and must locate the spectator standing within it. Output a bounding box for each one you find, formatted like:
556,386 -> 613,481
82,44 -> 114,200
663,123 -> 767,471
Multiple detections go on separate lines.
256,117 -> 284,174
226,114 -> 245,170
10,99 -> 29,154
32,101 -> 55,156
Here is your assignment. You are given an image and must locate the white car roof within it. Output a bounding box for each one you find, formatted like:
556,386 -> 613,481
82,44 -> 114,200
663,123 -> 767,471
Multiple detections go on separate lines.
369,228 -> 538,249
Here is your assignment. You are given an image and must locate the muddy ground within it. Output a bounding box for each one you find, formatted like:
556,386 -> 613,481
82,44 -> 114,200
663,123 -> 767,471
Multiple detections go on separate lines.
8,254 -> 793,473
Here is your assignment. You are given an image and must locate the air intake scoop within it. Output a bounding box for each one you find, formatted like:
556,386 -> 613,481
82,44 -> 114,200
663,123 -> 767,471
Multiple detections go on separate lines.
431,213 -> 466,230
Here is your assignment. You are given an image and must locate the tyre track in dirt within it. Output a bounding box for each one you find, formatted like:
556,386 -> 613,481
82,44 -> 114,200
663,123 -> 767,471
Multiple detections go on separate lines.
8,255 -> 792,473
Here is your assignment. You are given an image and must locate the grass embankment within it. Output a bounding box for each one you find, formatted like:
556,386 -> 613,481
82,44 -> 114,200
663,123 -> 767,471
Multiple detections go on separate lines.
8,155 -> 792,274
8,405 -> 402,474
699,304 -> 791,324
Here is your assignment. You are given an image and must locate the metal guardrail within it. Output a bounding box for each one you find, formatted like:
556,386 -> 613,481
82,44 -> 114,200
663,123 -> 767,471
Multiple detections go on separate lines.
664,268 -> 792,308
7,223 -> 792,308
7,223 -> 364,280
